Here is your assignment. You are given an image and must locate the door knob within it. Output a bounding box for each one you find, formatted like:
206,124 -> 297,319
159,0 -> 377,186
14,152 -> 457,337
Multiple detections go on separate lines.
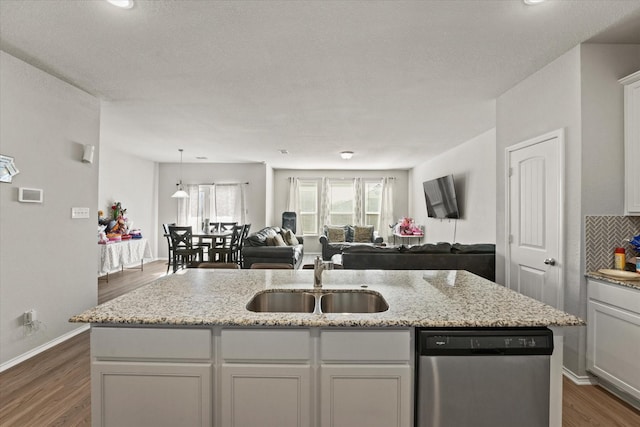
544,258 -> 556,266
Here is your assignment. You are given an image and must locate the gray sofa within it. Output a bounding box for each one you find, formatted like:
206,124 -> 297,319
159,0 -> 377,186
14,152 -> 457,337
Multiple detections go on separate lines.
241,226 -> 304,269
319,225 -> 384,260
340,243 -> 495,281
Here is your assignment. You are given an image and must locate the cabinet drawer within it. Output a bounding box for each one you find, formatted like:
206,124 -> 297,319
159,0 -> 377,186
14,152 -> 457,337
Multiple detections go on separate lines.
587,279 -> 640,314
221,328 -> 311,361
321,329 -> 411,362
91,327 -> 211,360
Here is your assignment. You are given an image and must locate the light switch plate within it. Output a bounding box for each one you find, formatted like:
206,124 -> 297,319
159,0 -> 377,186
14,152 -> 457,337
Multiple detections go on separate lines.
71,207 -> 90,219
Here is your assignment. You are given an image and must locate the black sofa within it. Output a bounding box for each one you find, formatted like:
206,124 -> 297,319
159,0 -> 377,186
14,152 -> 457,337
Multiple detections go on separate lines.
319,225 -> 384,260
241,226 -> 304,269
340,243 -> 495,281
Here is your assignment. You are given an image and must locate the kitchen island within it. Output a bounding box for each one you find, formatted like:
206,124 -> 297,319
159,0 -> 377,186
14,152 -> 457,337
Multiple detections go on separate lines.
71,269 -> 582,427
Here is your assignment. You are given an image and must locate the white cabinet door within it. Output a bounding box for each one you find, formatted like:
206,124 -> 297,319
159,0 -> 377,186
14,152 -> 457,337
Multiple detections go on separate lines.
587,279 -> 640,400
621,70 -> 640,215
220,364 -> 312,427
320,364 -> 412,427
92,361 -> 212,427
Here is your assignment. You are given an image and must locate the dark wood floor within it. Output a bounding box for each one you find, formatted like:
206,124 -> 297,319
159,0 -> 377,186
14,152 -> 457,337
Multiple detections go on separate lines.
1,260 -> 639,426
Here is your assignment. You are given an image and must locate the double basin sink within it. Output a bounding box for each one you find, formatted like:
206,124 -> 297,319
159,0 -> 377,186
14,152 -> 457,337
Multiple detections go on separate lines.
247,289 -> 389,314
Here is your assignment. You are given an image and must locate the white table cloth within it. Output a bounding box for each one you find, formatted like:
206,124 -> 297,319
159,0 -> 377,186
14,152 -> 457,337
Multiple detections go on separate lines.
98,238 -> 152,275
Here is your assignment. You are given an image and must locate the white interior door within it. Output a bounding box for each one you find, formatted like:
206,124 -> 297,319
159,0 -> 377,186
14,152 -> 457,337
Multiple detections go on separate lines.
506,129 -> 564,309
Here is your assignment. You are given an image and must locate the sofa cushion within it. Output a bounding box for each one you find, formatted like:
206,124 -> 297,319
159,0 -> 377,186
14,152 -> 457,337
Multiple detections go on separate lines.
327,226 -> 346,243
273,233 -> 287,246
451,243 -> 496,254
353,225 -> 374,243
402,242 -> 452,254
246,226 -> 278,246
283,229 -> 299,246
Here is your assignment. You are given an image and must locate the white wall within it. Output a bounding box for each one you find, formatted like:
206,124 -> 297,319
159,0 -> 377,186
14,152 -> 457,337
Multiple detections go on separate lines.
0,52 -> 100,366
581,44 -> 640,216
272,169 -> 409,254
410,128 -> 496,244
496,43 -> 640,376
98,145 -> 159,261
157,162 -> 268,260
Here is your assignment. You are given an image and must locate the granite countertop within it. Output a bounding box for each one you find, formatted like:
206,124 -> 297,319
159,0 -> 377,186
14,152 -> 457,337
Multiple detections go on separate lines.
585,271 -> 640,290
70,269 -> 583,328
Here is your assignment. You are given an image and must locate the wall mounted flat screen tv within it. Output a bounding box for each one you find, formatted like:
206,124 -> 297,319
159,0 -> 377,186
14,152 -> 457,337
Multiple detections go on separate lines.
423,175 -> 461,219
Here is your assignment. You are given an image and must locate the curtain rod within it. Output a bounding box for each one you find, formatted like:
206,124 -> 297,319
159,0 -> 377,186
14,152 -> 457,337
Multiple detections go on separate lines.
288,177 -> 396,180
204,182 -> 249,185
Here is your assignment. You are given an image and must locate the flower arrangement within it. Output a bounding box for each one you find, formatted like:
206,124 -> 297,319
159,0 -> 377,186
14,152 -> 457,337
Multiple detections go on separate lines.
396,217 -> 423,236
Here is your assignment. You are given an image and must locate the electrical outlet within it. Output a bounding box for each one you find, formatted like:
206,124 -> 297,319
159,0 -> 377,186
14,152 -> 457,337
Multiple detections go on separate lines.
71,207 -> 90,219
23,309 -> 36,325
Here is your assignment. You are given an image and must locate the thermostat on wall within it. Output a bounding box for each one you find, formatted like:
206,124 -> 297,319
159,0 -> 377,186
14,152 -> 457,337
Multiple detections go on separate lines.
18,187 -> 43,203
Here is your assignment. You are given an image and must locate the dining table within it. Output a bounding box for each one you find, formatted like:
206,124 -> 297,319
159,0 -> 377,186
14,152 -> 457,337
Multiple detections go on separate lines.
165,230 -> 233,263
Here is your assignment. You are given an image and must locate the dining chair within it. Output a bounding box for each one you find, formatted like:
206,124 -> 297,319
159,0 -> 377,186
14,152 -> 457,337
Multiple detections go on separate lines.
168,226 -> 204,273
162,223 -> 176,274
209,225 -> 242,264
235,224 -> 251,267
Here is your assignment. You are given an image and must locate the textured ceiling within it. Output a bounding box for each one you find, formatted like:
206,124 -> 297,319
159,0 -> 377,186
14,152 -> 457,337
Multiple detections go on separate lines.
1,0 -> 639,169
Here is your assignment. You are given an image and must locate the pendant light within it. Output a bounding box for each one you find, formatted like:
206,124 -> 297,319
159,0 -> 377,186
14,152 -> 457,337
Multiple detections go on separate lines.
171,149 -> 189,199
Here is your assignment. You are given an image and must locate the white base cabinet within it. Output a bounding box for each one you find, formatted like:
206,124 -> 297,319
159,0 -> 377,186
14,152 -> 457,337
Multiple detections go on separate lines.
221,364 -> 311,427
587,279 -> 640,400
91,326 -> 413,427
91,327 -> 213,427
320,364 -> 411,427
319,329 -> 412,427
92,361 -> 212,427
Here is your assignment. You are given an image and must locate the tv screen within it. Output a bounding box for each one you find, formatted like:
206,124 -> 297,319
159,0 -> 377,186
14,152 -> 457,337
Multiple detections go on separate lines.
423,175 -> 460,219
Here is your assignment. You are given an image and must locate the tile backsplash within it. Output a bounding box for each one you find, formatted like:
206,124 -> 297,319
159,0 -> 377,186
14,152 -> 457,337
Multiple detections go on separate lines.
585,215 -> 640,272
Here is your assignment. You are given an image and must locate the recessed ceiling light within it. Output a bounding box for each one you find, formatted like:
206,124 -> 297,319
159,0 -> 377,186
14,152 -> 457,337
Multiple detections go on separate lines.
279,149 -> 289,155
105,0 -> 134,9
523,0 -> 545,5
340,151 -> 354,160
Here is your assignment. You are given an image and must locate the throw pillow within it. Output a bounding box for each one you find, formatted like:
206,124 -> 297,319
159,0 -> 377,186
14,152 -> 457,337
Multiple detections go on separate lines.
283,229 -> 299,246
353,225 -> 374,243
327,226 -> 346,243
265,236 -> 276,246
273,233 -> 288,246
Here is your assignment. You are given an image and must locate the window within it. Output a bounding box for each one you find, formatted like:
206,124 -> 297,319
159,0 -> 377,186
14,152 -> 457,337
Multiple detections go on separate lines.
289,177 -> 390,236
328,180 -> 355,225
364,180 -> 382,230
298,180 -> 318,235
178,183 -> 247,230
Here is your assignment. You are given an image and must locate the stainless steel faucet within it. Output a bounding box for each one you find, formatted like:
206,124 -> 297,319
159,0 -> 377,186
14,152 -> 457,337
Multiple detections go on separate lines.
314,256 -> 331,288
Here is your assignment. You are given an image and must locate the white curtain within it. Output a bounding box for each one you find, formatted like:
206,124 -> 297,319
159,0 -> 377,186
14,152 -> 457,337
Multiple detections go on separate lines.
286,177 -> 299,214
354,178 -> 363,225
177,184 -> 199,228
318,178 -> 330,228
380,177 -> 395,241
212,183 -> 247,224
179,183 -> 248,229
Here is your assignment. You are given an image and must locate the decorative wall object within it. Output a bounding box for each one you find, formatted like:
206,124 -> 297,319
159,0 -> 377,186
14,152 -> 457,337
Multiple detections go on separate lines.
0,154 -> 19,183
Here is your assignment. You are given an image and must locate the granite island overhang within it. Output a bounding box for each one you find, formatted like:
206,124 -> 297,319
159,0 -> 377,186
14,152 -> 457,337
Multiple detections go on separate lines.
70,269 -> 583,328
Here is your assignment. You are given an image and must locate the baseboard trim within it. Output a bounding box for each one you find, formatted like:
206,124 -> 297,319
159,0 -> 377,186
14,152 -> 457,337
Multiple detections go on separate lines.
562,367 -> 599,385
0,324 -> 90,373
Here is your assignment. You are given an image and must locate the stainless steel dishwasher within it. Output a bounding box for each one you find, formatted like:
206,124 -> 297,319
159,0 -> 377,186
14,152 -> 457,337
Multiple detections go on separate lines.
416,328 -> 553,427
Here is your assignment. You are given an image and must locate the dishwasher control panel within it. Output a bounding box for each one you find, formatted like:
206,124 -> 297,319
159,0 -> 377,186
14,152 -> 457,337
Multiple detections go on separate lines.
418,328 -> 553,356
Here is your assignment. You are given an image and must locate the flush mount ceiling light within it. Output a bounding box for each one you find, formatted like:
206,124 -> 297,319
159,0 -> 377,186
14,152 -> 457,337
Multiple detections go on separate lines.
105,0 -> 134,9
171,149 -> 189,199
523,0 -> 545,5
340,151 -> 354,160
